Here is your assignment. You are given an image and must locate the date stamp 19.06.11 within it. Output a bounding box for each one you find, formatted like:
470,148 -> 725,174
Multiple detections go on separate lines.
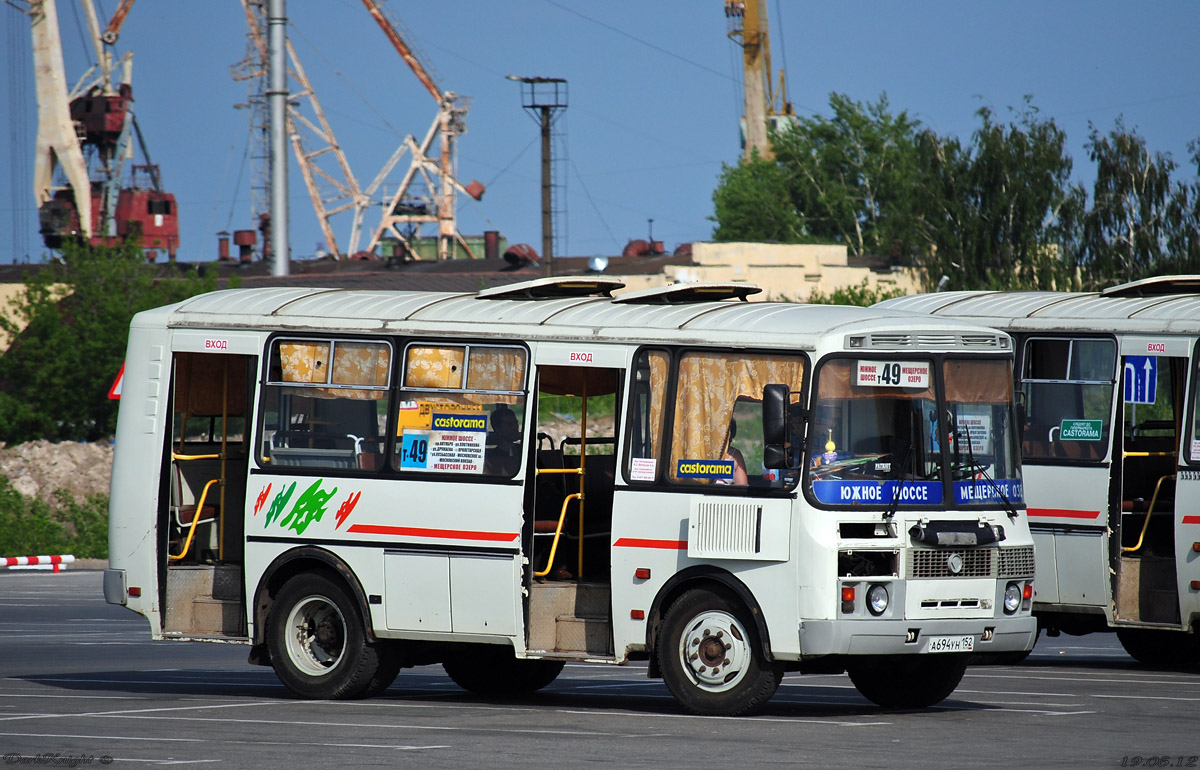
1120,758 -> 1199,768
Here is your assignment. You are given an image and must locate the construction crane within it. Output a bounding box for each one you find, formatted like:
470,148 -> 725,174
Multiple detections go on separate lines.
725,0 -> 795,161
232,0 -> 483,261
18,0 -> 179,258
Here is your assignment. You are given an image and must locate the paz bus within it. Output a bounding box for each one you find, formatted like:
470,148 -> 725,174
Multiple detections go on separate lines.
878,276 -> 1200,666
103,277 -> 1036,715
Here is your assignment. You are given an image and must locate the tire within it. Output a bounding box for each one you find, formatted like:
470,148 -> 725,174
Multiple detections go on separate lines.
847,654 -> 968,709
442,644 -> 564,695
361,641 -> 404,697
1117,628 -> 1200,670
657,587 -> 783,716
267,572 -> 384,699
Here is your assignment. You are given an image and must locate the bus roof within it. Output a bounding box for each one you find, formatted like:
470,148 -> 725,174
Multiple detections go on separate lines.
876,276 -> 1200,335
140,282 -> 1011,353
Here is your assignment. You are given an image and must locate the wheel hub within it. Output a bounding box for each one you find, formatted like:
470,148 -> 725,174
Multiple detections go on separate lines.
679,609 -> 752,693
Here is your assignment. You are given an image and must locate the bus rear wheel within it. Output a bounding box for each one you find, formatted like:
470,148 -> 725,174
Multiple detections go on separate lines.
847,654 -> 967,708
657,587 -> 782,716
267,573 -> 385,699
442,645 -> 564,695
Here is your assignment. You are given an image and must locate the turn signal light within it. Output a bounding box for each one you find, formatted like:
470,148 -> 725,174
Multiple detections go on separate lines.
1193,542 -> 1200,553
128,586 -> 141,597
1191,581 -> 1200,591
630,609 -> 645,620
634,568 -> 651,580
1023,584 -> 1034,600
841,586 -> 856,602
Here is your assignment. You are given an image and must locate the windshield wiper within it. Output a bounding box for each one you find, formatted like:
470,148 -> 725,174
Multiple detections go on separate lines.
962,421 -> 1019,520
883,412 -> 918,521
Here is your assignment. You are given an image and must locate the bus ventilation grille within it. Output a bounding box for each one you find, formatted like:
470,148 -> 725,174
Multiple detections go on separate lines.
908,547 -> 993,578
998,546 -> 1036,578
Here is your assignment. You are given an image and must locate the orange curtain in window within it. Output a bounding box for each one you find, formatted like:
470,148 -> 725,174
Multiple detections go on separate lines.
405,346 -> 466,389
648,351 -> 669,460
465,347 -> 526,391
944,359 -> 1012,404
280,340 -> 389,401
669,352 -> 805,481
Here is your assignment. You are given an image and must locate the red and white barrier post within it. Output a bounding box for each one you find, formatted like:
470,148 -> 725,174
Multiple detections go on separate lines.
1,555 -> 76,573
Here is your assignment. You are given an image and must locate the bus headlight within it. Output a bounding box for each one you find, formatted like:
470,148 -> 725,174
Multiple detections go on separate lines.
866,584 -> 889,616
1003,582 -> 1022,614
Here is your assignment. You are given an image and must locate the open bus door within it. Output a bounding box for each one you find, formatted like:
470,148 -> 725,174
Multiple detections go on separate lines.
524,364 -> 620,658
1110,349 -> 1188,658
160,351 -> 255,637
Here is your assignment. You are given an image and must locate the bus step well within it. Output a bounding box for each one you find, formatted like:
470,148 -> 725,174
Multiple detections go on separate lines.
164,564 -> 246,636
529,581 -> 612,656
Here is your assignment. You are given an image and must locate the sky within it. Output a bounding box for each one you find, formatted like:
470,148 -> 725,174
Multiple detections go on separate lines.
2,1 -> 1199,265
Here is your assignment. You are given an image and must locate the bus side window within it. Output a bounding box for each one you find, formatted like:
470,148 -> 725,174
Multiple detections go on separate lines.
260,339 -> 390,471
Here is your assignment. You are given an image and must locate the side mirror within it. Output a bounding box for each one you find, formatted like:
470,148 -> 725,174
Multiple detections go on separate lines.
763,384 -> 792,469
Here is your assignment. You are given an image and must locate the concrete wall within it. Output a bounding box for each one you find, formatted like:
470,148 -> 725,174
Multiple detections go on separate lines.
611,242 -> 920,302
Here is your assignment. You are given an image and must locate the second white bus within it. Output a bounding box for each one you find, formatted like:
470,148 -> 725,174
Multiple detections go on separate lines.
104,277 -> 1036,714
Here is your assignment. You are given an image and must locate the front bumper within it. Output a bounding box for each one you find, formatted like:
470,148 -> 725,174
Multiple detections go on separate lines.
796,615 -> 1037,657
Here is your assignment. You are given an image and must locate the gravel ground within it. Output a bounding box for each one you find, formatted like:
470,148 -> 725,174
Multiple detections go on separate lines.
0,440 -> 113,503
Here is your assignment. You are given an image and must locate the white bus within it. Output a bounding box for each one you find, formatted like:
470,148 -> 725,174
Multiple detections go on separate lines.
104,277 -> 1036,714
879,276 -> 1200,666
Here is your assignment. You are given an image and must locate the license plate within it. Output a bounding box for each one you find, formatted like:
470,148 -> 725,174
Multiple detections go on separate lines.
925,635 -> 975,653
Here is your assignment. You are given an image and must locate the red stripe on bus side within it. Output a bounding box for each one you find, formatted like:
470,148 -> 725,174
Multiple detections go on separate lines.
612,537 -> 688,550
1027,508 -> 1102,520
1182,516 -> 1200,525
345,524 -> 519,542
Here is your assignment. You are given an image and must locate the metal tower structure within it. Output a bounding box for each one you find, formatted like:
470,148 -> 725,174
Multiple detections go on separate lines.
232,0 -> 483,261
508,75 -> 567,275
725,0 -> 794,161
19,0 -> 178,257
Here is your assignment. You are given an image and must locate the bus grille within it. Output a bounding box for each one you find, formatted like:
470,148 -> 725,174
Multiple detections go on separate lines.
908,548 -> 994,578
998,546 -> 1036,578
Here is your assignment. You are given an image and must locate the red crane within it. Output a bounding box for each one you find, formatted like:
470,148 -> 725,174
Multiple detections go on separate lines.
21,0 -> 179,259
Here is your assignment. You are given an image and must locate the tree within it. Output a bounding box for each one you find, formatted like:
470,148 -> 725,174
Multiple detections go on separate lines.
711,152 -> 804,242
0,238 -> 223,443
1080,118 -> 1192,287
916,98 -> 1085,291
771,93 -> 925,259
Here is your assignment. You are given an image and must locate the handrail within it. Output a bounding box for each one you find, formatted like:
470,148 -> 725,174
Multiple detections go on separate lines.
169,478 -> 221,561
172,452 -> 220,461
1123,451 -> 1175,458
533,492 -> 582,578
1122,473 -> 1176,554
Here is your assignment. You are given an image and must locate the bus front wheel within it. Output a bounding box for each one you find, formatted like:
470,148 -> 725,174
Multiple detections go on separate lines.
267,573 -> 386,699
847,654 -> 967,708
657,587 -> 783,716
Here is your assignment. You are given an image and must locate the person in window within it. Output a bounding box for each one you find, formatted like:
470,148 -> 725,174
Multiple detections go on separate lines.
724,419 -> 749,485
485,405 -> 523,475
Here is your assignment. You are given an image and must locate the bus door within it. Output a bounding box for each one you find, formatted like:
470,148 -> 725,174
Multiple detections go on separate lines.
525,356 -> 621,657
1112,338 -> 1188,628
1173,341 -> 1200,633
1018,336 -> 1115,621
161,349 -> 255,636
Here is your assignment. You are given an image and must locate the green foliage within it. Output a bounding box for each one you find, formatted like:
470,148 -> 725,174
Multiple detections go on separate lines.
712,91 -> 1200,293
916,98 -> 1086,291
1079,119 -> 1200,287
712,152 -> 805,242
807,278 -> 907,307
0,477 -> 109,559
772,93 -> 926,259
0,238 -> 222,443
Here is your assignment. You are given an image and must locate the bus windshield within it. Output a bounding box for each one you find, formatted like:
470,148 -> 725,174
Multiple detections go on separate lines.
806,357 -> 1021,508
